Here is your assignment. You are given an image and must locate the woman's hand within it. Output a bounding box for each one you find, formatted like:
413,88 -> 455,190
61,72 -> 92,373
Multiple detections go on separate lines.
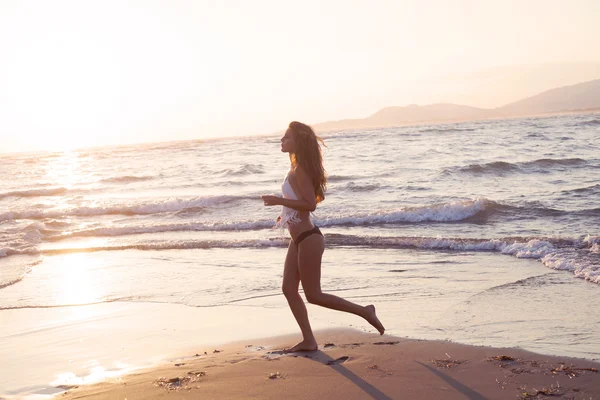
261,195 -> 282,206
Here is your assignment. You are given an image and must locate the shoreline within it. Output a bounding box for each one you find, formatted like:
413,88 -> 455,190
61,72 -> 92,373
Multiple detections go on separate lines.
1,300 -> 599,399
58,328 -> 600,400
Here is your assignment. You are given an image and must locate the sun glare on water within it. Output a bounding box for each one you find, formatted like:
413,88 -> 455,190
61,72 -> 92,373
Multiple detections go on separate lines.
53,253 -> 101,307
43,150 -> 88,189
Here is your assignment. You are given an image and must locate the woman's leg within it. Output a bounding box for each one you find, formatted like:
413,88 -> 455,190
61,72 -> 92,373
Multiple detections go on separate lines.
298,235 -> 385,335
281,240 -> 318,351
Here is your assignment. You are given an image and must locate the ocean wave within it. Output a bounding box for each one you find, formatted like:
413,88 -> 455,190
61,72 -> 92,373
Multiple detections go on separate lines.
446,158 -> 590,176
454,161 -> 520,174
219,164 -> 265,176
328,235 -> 599,284
3,196 -> 596,243
327,175 -> 354,182
541,250 -> 600,284
48,198 -> 490,239
583,235 -> 600,246
42,238 -> 289,254
577,207 -> 600,217
419,127 -> 477,133
0,195 -> 254,221
528,158 -> 588,167
574,118 -> 600,127
342,182 -> 384,192
0,222 -> 44,258
0,257 -> 42,289
99,175 -> 156,184
560,184 -> 600,196
51,220 -> 276,239
0,187 -> 68,199
0,247 -> 38,258
318,198 -> 488,225
42,197 -> 597,240
35,234 -> 600,284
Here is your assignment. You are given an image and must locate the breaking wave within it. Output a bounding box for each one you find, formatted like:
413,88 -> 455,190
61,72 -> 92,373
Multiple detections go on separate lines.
33,234 -> 600,285
0,187 -> 68,199
447,158 -> 591,175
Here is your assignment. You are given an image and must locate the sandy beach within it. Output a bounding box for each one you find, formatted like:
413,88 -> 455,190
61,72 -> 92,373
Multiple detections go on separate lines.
57,329 -> 599,400
2,1 -> 600,399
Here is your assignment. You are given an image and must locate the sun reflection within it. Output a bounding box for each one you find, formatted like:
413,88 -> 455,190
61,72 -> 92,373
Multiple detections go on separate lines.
51,363 -> 137,388
54,252 -> 101,306
43,150 -> 86,189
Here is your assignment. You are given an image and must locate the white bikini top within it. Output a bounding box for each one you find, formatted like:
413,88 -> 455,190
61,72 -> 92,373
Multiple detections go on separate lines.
278,174 -> 301,227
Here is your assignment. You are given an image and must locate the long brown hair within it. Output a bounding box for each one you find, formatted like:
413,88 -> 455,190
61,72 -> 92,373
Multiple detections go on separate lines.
288,121 -> 327,203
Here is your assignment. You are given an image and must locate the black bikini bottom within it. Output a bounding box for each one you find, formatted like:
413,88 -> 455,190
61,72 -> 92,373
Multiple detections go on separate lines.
294,226 -> 322,245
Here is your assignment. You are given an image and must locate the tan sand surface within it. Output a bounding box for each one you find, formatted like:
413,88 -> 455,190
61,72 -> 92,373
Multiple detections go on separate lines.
62,329 -> 599,400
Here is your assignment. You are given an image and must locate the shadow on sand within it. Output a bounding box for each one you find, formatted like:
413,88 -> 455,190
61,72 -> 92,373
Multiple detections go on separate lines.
288,350 -> 393,400
270,350 -> 489,400
414,361 -> 488,400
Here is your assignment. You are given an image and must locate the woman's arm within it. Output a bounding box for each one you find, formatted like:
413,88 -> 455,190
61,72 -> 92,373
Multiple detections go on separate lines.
261,168 -> 317,211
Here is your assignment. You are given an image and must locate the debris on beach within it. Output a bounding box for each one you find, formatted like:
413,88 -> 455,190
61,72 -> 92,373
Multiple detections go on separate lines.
154,371 -> 207,391
486,355 -> 521,368
213,349 -> 223,353
323,343 -> 335,348
519,384 -> 564,398
509,367 -> 533,375
373,341 -> 399,345
489,355 -> 514,362
431,358 -> 465,369
550,364 -> 598,377
245,345 -> 266,351
486,356 -> 597,379
268,372 -> 284,379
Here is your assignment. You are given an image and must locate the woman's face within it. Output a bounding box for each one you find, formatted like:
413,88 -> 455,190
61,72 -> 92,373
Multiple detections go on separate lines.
280,128 -> 296,153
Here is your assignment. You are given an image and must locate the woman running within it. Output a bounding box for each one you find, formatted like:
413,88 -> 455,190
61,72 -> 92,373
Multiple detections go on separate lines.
261,121 -> 385,352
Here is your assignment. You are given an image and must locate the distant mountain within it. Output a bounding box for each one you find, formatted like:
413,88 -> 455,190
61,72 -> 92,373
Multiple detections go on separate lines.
496,79 -> 600,116
314,79 -> 600,131
314,104 -> 495,131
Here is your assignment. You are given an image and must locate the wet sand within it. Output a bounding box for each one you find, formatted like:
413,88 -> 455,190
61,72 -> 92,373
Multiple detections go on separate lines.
60,329 -> 599,400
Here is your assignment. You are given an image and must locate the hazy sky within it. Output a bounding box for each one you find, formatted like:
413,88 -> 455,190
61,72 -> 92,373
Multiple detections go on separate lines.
1,0 -> 599,152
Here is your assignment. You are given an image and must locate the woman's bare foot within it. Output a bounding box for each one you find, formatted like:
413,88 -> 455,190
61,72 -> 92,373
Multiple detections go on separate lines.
284,339 -> 318,353
365,305 -> 385,335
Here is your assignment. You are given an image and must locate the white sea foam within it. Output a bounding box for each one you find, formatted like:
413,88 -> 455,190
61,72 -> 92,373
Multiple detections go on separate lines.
318,197 -> 488,226
0,257 -> 40,288
0,223 -> 43,257
43,238 -> 289,254
327,235 -> 600,285
500,239 -> 555,258
0,195 -> 250,221
583,235 -> 600,245
541,251 -> 600,284
60,220 -> 275,238
0,187 -> 68,199
31,198 -> 491,239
